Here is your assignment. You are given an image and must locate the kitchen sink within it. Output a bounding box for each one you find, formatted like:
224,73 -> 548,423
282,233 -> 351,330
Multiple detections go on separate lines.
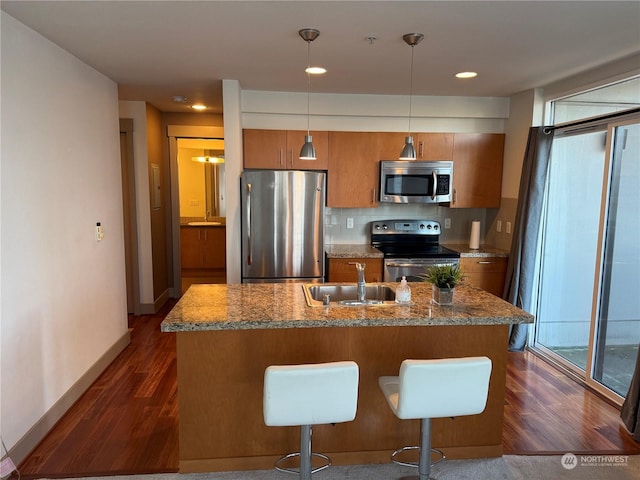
187,221 -> 222,226
303,283 -> 397,307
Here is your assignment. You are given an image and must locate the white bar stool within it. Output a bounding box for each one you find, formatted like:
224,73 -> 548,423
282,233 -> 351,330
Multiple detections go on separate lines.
263,361 -> 359,480
379,356 -> 492,480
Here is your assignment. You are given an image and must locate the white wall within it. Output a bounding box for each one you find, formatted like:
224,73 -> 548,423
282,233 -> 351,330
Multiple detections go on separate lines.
0,12 -> 128,455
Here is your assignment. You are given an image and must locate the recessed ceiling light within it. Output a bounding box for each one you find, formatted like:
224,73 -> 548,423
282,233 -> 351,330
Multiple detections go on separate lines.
191,104 -> 207,111
172,95 -> 187,103
455,71 -> 478,79
305,66 -> 327,75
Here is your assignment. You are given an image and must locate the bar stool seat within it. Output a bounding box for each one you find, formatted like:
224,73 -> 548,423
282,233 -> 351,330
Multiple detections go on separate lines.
264,361 -> 359,480
379,356 -> 492,480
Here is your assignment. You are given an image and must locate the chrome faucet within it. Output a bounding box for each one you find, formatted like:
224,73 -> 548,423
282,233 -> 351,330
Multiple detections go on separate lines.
350,262 -> 366,302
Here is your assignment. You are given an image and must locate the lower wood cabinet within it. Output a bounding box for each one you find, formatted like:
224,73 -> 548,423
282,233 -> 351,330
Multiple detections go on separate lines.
328,258 -> 383,282
181,227 -> 226,270
460,256 -> 508,297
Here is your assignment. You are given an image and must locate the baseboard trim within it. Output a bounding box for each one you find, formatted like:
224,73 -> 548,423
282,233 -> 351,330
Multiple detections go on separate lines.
8,330 -> 131,467
141,288 -> 171,314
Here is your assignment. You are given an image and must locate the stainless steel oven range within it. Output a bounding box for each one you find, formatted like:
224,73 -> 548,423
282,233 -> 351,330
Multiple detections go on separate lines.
370,219 -> 460,282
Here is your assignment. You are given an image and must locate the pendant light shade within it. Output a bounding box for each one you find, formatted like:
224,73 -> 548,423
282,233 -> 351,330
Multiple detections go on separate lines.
399,33 -> 424,160
299,134 -> 317,160
399,136 -> 416,160
299,28 -> 320,160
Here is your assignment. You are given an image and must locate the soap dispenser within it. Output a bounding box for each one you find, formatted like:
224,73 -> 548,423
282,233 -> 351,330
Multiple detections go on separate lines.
395,276 -> 411,304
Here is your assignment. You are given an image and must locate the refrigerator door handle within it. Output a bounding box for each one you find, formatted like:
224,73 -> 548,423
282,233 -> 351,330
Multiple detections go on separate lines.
246,183 -> 252,266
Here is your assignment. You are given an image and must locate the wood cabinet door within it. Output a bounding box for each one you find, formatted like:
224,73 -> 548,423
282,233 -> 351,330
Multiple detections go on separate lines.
414,133 -> 454,160
286,130 -> 329,170
378,132 -> 454,160
460,257 -> 508,296
243,129 -> 287,169
181,228 -> 203,269
202,228 -> 226,269
451,133 -> 504,208
328,258 -> 383,283
327,132 -> 380,208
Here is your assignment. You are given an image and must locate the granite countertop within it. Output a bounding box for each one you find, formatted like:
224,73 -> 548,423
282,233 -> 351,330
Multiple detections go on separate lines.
161,282 -> 533,332
325,244 -> 384,259
444,244 -> 509,258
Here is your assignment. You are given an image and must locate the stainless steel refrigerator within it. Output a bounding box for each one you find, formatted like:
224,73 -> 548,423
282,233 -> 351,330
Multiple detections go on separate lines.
241,170 -> 325,283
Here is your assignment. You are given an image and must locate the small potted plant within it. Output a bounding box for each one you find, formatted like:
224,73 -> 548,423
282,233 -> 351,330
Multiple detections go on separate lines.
421,264 -> 464,305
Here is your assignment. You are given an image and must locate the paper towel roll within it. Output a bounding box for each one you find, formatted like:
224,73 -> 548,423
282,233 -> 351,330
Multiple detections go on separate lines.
469,221 -> 481,250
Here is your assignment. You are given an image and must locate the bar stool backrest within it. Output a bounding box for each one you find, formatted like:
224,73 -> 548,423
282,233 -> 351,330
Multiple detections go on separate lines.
397,357 -> 492,419
264,361 -> 359,426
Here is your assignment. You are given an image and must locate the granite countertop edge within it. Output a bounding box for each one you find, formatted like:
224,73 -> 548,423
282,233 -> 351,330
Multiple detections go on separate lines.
161,283 -> 533,333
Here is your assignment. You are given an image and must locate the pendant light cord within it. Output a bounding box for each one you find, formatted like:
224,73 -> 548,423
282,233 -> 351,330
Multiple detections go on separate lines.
306,39 -> 311,135
407,44 -> 415,136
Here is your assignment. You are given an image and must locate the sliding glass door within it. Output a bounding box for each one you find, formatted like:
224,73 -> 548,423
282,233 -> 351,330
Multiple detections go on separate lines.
534,119 -> 640,403
592,123 -> 640,397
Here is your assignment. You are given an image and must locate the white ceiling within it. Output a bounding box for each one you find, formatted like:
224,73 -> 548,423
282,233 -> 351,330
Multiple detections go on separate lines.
3,1 -> 639,113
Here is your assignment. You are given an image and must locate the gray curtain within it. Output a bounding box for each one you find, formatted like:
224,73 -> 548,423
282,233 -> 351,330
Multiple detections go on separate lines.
621,345 -> 640,441
503,127 -> 554,351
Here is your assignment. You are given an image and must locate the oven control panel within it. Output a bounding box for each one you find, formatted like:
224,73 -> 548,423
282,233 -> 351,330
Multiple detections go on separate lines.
371,219 -> 441,235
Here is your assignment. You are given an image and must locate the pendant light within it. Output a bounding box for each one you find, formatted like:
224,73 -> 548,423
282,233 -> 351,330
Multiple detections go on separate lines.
299,28 -> 320,160
399,33 -> 424,160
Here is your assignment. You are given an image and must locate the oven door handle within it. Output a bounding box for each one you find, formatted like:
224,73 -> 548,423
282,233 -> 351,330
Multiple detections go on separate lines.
386,261 -> 435,268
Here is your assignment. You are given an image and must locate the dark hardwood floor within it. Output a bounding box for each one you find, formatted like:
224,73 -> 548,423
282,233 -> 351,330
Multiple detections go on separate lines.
15,303 -> 640,478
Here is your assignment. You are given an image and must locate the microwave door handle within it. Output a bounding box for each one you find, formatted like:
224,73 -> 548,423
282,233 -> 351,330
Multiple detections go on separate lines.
431,171 -> 437,200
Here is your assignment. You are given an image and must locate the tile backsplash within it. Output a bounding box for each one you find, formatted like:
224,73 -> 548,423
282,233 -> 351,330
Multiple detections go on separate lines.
325,204 -> 492,246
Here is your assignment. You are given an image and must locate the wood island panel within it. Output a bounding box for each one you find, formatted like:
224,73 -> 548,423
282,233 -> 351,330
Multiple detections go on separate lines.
176,323 -> 508,472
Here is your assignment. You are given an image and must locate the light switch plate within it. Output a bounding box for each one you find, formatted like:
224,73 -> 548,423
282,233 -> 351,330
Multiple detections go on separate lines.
506,221 -> 512,234
496,220 -> 502,233
444,218 -> 451,229
96,223 -> 104,241
346,217 -> 354,229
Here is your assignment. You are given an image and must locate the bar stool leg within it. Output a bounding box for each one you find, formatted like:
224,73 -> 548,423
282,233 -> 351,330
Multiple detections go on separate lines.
300,424 -> 312,480
419,418 -> 431,480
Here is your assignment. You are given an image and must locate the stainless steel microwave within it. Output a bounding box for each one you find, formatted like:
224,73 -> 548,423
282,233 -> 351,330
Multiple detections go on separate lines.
379,160 -> 453,204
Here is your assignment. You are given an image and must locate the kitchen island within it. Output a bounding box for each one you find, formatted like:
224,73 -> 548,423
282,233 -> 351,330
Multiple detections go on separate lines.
161,282 -> 533,473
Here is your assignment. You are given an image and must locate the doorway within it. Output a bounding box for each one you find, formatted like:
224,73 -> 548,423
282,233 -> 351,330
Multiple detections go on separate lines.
167,125 -> 226,296
119,119 -> 141,314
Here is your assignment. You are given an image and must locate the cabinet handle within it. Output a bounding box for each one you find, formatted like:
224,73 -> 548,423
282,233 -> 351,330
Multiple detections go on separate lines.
279,149 -> 284,167
419,140 -> 424,158
453,189 -> 457,205
290,150 -> 294,168
246,183 -> 252,266
198,229 -> 201,241
478,261 -> 495,264
372,188 -> 376,205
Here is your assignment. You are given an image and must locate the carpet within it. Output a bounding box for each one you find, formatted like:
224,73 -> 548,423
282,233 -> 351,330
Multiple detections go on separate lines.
37,455 -> 640,480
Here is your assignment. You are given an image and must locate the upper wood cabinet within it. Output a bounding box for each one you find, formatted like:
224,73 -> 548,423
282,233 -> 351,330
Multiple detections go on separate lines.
378,132 -> 454,160
450,133 -> 504,208
243,129 -> 328,170
327,131 -> 380,208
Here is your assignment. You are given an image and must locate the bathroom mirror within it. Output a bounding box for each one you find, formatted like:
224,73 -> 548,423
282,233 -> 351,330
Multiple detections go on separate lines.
177,138 -> 226,220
